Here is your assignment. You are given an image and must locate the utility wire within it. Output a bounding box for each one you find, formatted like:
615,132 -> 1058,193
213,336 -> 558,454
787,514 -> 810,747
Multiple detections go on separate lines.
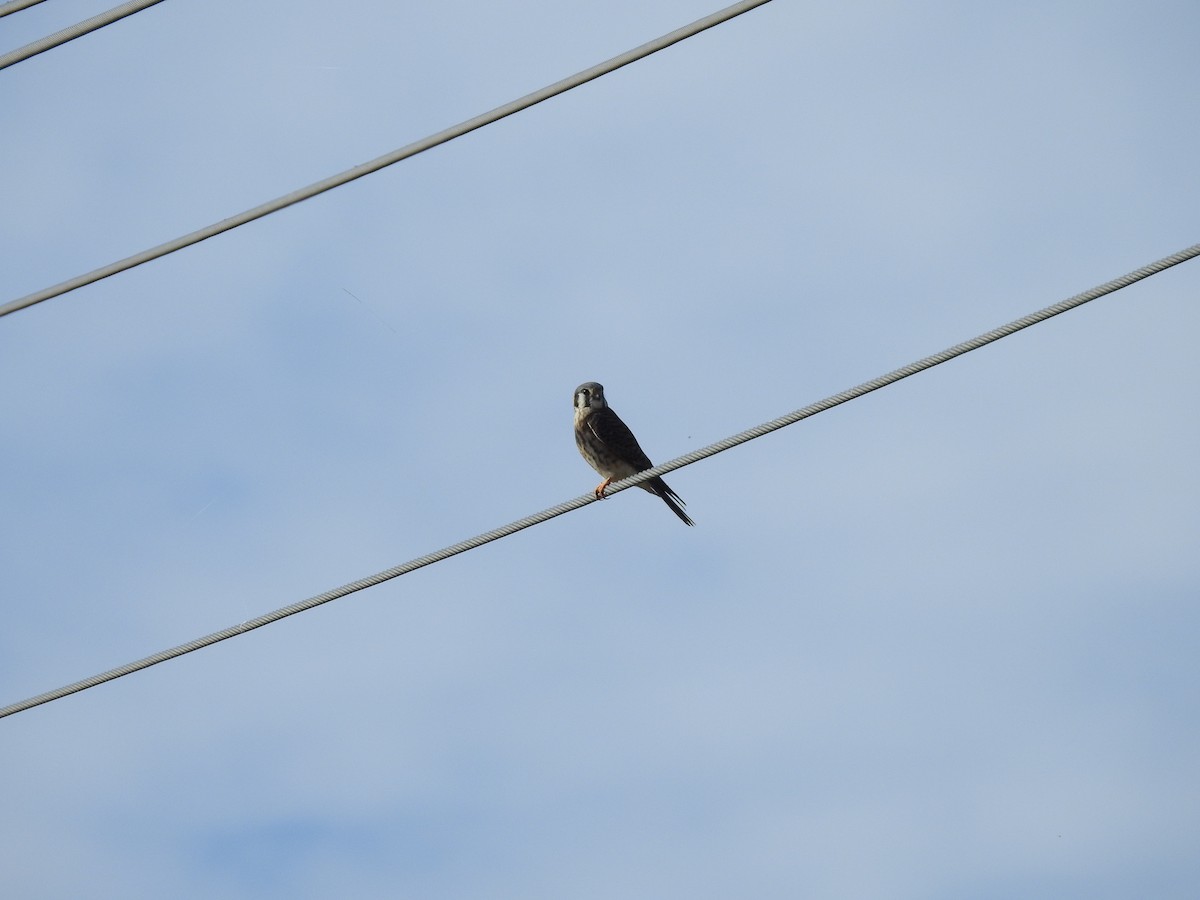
0,0 -> 49,18
0,0 -> 167,69
0,0 -> 774,318
2,242 -> 1196,721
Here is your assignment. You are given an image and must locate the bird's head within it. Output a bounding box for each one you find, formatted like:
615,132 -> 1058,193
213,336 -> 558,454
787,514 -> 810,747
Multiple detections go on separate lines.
573,382 -> 607,411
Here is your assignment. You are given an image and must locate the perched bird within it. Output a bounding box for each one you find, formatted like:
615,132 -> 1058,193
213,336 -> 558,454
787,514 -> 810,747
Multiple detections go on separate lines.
573,381 -> 693,526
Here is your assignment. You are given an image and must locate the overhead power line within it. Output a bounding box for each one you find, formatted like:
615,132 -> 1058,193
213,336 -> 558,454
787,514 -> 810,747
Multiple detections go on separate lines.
0,0 -> 167,69
2,242 -> 1196,721
0,0 -> 50,18
0,0 -> 774,319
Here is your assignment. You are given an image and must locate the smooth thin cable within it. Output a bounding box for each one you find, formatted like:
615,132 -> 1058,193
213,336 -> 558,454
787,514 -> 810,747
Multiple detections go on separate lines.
2,242 -> 1195,720
0,0 -> 167,69
0,0 -> 49,18
0,0 -> 774,318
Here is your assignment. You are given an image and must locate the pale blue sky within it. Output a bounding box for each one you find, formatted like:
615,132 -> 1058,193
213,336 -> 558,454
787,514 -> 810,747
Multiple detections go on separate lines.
2,1 -> 1198,897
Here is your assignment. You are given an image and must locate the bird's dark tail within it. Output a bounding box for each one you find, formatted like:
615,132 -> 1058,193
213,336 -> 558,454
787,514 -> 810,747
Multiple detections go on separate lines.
645,477 -> 694,526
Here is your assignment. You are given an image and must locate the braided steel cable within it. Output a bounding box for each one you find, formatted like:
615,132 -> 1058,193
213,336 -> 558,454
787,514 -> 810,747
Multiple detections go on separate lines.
0,0 -> 50,18
0,0 -> 167,69
2,242 -> 1195,720
0,0 -> 775,317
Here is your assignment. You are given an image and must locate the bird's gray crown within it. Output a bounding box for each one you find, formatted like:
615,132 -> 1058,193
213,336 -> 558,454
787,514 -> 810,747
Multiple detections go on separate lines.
574,382 -> 606,409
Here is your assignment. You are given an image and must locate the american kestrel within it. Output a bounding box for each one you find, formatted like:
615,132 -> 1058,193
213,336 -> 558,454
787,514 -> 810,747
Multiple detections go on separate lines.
573,381 -> 694,526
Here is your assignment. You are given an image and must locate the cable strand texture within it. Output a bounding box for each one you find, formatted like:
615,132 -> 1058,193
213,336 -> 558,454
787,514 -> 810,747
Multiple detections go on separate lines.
0,0 -> 49,18
0,0 -> 167,69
